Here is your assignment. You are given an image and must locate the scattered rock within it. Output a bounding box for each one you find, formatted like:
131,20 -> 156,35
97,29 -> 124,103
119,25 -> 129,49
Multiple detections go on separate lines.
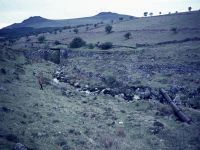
52,120 -> 60,123
68,129 -> 75,134
62,144 -> 73,150
133,95 -> 140,100
31,132 -> 47,138
173,94 -> 182,105
14,143 -> 27,150
135,87 -> 151,99
150,120 -> 164,134
0,86 -> 8,92
120,110 -> 126,113
102,88 -> 114,96
107,121 -> 115,126
55,136 -> 67,146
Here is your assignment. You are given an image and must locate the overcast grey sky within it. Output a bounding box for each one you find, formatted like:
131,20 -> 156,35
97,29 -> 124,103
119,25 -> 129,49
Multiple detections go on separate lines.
0,0 -> 199,29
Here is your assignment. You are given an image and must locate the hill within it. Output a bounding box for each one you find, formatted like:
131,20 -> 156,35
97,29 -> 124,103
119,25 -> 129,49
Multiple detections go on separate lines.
5,12 -> 134,29
0,12 -> 135,40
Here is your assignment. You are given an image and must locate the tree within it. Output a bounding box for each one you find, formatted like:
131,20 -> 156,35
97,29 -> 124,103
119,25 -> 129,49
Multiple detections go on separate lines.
144,12 -> 148,17
159,12 -> 162,15
54,40 -> 60,45
38,36 -> 45,43
99,42 -> 113,50
105,25 -> 112,34
119,17 -> 123,21
73,28 -> 79,34
69,37 -> 86,48
129,16 -> 134,20
188,6 -> 192,12
124,32 -> 132,39
149,12 -> 153,16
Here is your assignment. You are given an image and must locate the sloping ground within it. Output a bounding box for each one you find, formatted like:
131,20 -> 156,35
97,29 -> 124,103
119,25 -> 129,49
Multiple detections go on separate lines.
94,11 -> 200,31
1,10 -> 200,150
6,11 -> 199,51
0,48 -> 200,150
11,11 -> 200,49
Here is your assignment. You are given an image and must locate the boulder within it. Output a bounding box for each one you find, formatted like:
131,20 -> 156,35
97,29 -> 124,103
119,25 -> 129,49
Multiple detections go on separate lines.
135,87 -> 151,99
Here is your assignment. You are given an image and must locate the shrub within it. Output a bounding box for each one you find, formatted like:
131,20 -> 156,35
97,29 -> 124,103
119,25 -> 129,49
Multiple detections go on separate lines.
188,6 -> 192,12
119,17 -> 123,21
63,26 -> 71,30
69,37 -> 86,48
95,42 -> 100,47
87,43 -> 94,49
99,42 -> 113,50
149,12 -> 153,16
144,12 -> 148,17
105,25 -> 112,34
38,36 -> 45,43
124,32 -> 132,39
129,16 -> 134,20
171,27 -> 178,34
54,40 -> 60,45
73,28 -> 78,34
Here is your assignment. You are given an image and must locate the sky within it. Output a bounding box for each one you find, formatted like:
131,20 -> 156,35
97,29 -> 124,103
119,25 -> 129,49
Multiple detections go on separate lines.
0,0 -> 200,29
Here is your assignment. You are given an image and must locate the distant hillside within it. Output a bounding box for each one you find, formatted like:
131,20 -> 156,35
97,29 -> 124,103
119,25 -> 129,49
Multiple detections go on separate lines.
5,12 -> 135,29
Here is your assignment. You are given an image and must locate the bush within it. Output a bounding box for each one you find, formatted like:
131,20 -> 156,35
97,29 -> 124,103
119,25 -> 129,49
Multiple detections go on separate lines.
69,37 -> 86,48
94,24 -> 97,28
73,28 -> 78,34
124,32 -> 132,39
99,42 -> 113,50
119,17 -> 123,21
188,7 -> 192,12
149,12 -> 153,16
144,12 -> 148,17
54,40 -> 60,45
105,25 -> 112,34
38,36 -> 45,43
171,27 -> 178,34
87,43 -> 94,49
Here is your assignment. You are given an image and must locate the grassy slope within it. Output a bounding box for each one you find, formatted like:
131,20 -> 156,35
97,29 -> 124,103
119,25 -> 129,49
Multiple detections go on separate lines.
0,49 -> 200,150
13,11 -> 200,48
